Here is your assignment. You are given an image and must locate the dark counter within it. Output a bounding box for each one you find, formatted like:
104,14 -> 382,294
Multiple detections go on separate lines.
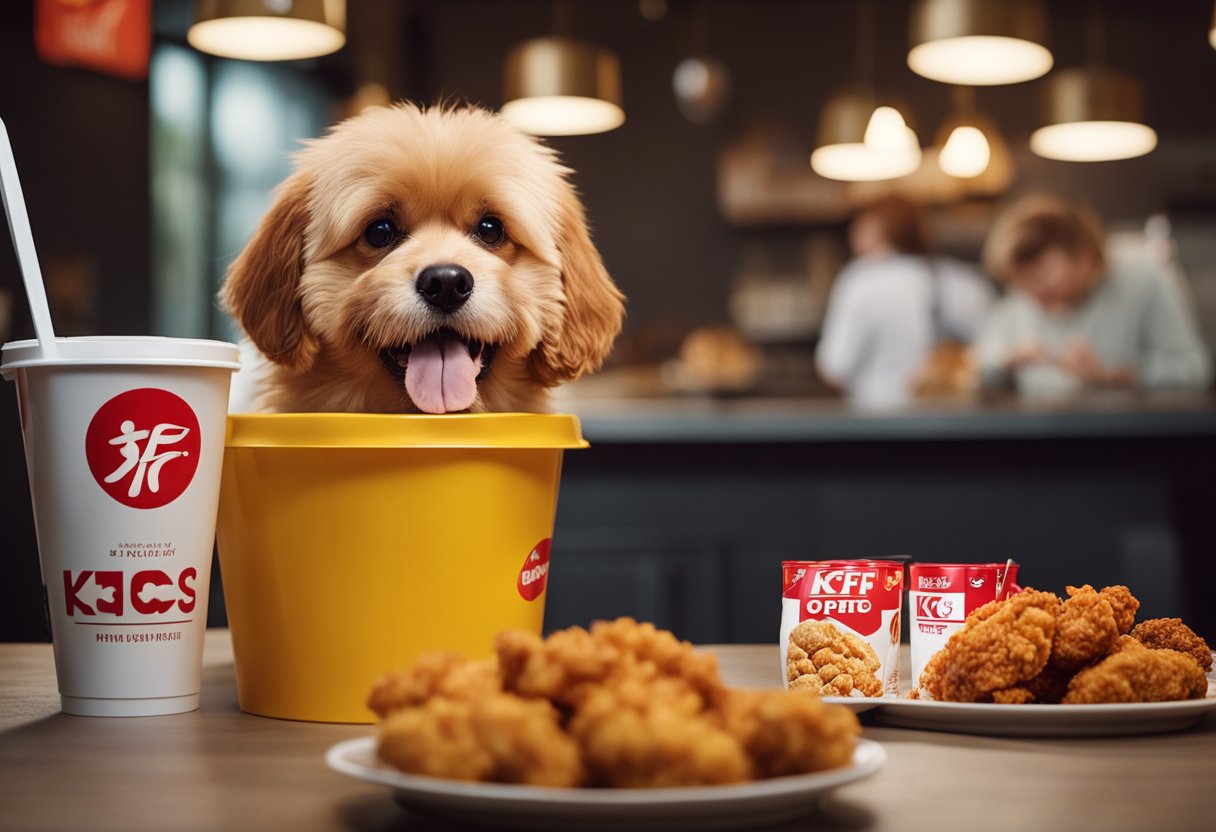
542,394 -> 1216,645
565,393 -> 1216,443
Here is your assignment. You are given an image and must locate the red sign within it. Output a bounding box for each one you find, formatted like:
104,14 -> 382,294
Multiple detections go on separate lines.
63,567 -> 198,617
517,539 -> 551,602
84,388 -> 201,509
35,0 -> 151,81
783,559 -> 903,637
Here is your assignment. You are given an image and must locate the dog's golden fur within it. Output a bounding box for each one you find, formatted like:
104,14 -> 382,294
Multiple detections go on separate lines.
221,103 -> 624,413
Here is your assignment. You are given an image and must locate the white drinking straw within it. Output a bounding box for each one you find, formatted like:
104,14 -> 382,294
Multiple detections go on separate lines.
0,116 -> 59,360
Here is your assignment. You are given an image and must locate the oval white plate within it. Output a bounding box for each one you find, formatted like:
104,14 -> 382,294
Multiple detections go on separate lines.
819,695 -> 886,713
326,736 -> 885,832
873,690 -> 1216,737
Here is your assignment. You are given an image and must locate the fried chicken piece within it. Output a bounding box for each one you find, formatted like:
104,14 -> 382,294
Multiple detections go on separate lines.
589,617 -> 725,702
496,618 -> 723,711
366,652 -> 500,718
991,660 -> 1080,705
918,589 -> 1060,703
1098,585 -> 1140,635
1131,618 -> 1213,671
1108,634 -> 1148,655
1063,648 -> 1209,704
911,647 -> 950,700
1022,663 -> 1079,704
377,693 -> 584,787
568,677 -> 752,787
1048,585 -> 1122,671
991,687 -> 1036,704
714,688 -> 859,777
786,620 -> 881,697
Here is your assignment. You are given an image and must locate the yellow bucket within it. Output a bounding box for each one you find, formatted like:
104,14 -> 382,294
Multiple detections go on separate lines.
215,413 -> 587,723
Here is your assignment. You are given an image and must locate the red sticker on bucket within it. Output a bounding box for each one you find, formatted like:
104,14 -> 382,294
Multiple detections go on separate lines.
517,539 -> 551,601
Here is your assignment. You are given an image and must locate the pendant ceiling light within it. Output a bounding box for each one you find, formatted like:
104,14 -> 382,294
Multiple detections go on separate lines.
935,86 -> 1012,188
1030,68 -> 1157,162
811,92 -> 922,182
935,117 -> 1014,196
1209,1 -> 1216,50
188,0 -> 346,62
908,0 -> 1052,85
938,123 -> 989,178
1030,8 -> 1156,163
501,35 -> 624,136
671,2 -> 730,126
811,1 -> 921,182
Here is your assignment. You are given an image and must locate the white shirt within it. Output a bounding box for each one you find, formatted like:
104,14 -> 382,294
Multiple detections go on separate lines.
816,255 -> 993,408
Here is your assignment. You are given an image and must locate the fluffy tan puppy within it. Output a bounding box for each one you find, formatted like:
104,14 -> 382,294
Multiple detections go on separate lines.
221,103 -> 624,413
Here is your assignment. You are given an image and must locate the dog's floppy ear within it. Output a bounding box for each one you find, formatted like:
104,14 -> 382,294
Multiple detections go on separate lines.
529,186 -> 625,387
219,173 -> 319,372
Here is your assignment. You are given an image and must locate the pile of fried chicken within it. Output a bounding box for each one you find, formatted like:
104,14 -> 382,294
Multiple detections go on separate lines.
914,585 -> 1213,704
367,617 -> 860,788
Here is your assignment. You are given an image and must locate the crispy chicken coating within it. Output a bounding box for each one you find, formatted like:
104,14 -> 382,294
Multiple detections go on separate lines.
918,589 -> 1060,702
786,620 -> 882,697
1062,648 -> 1209,704
495,618 -> 724,711
990,687 -> 1036,705
1024,663 -> 1080,704
568,678 -> 752,787
1108,634 -> 1147,655
1130,618 -> 1213,671
990,661 -> 1079,705
714,689 -> 860,778
374,618 -> 859,788
366,652 -> 499,718
1049,585 -> 1122,671
377,693 -> 584,786
1098,585 -> 1140,635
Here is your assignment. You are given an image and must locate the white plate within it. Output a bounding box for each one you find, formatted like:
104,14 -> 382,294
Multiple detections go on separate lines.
873,685 -> 1216,737
326,736 -> 885,832
820,696 -> 884,714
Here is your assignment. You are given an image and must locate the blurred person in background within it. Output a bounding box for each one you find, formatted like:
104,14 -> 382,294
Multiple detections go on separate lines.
815,194 -> 994,407
976,195 -> 1211,396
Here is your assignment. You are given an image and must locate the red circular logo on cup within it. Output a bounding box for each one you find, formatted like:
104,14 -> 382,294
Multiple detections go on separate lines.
84,388 -> 202,509
517,539 -> 551,601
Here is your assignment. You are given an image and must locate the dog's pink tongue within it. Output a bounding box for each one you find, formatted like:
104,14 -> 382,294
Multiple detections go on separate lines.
404,332 -> 478,414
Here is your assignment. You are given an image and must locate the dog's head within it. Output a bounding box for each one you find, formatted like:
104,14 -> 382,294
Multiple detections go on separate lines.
221,103 -> 624,413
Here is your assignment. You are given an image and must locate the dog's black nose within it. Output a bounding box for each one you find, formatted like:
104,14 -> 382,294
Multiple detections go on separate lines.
416,264 -> 474,314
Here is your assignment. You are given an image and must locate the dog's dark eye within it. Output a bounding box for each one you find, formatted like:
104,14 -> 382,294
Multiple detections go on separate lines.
363,219 -> 400,249
474,215 -> 506,247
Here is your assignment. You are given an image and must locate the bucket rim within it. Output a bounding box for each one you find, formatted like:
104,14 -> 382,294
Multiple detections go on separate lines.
225,412 -> 589,449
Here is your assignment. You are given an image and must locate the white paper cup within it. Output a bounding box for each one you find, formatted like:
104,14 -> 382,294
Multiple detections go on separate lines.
2,337 -> 239,717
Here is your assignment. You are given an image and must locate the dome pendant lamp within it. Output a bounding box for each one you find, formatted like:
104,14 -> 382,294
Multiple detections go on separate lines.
908,0 -> 1053,85
1030,68 -> 1157,162
501,2 -> 624,137
1030,8 -> 1157,163
188,0 -> 347,62
811,91 -> 921,182
811,0 -> 921,182
501,37 -> 625,136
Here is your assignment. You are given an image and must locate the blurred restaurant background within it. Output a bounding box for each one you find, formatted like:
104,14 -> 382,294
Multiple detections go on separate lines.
1,0 -> 1215,643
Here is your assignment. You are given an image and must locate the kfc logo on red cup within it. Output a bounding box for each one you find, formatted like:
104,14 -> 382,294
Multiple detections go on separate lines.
915,594 -> 962,622
84,388 -> 201,509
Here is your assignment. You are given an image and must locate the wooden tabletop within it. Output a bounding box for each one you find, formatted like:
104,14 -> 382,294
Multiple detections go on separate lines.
0,632 -> 1213,832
